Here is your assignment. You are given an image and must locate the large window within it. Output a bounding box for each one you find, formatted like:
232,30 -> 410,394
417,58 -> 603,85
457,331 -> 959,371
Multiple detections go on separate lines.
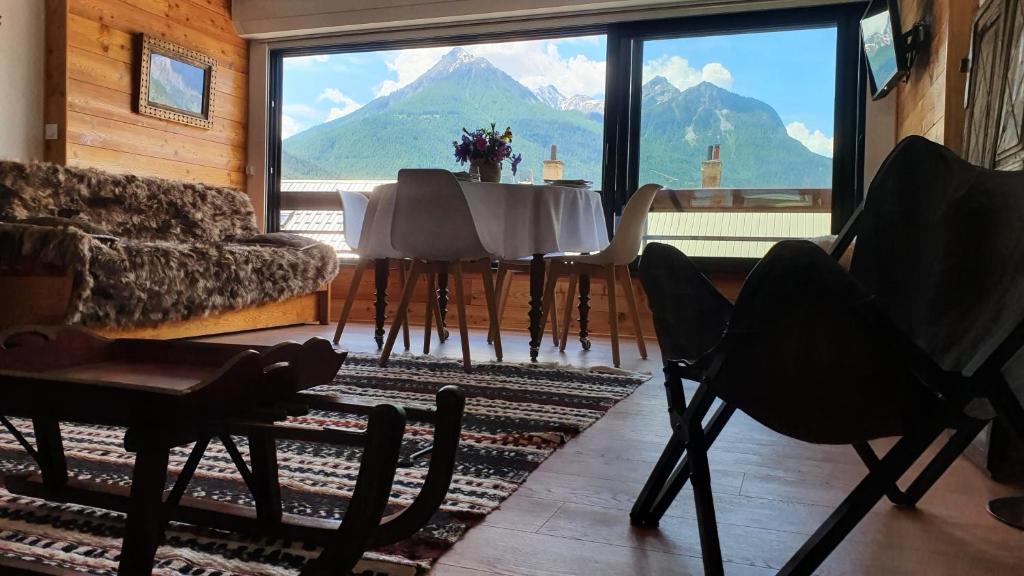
636,28 -> 838,258
268,4 -> 865,263
275,35 -> 608,252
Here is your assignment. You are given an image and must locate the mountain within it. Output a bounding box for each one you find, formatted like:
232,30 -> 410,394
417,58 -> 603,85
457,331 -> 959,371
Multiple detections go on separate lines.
532,84 -> 604,118
282,48 -> 604,182
642,75 -> 680,106
281,48 -> 832,189
533,84 -> 564,109
148,54 -> 203,113
636,80 -> 831,188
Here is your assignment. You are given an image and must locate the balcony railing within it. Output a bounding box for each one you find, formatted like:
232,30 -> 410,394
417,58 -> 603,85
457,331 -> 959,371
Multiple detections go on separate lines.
644,187 -> 832,258
279,180 -> 393,257
279,182 -> 833,259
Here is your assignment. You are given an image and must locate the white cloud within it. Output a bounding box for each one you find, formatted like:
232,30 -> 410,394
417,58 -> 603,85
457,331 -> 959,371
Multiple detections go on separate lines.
318,88 -> 363,119
281,115 -> 303,139
786,122 -> 834,157
469,41 -> 606,97
642,56 -> 734,90
283,103 -> 319,120
373,40 -> 606,98
700,63 -> 733,89
284,54 -> 329,69
326,105 -> 358,121
374,47 -> 450,97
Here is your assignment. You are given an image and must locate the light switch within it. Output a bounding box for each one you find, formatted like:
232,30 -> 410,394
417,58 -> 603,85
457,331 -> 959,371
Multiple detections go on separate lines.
44,124 -> 59,140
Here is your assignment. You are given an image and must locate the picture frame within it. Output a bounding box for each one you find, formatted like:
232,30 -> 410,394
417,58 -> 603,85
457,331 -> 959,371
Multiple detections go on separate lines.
135,34 -> 217,129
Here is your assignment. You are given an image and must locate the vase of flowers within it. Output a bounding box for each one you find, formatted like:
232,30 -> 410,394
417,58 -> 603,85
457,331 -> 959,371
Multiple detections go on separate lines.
453,123 -> 522,183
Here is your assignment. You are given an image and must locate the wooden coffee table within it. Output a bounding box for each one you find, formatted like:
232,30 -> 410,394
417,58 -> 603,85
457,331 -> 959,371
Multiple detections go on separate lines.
0,327 -> 465,575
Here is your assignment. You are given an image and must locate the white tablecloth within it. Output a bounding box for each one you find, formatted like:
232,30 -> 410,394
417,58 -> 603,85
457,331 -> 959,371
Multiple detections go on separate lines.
363,182 -> 609,260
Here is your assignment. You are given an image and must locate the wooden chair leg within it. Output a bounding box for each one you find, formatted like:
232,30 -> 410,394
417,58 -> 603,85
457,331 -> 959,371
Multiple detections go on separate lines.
559,274 -> 577,353
452,261 -> 472,371
549,269 -> 560,346
333,260 -> 367,344
619,265 -> 648,359
480,260 -> 502,361
424,272 -> 436,355
380,261 -> 421,366
489,262 -> 506,344
606,265 -> 620,368
540,261 -> 560,348
399,260 -> 411,351
436,264 -> 450,342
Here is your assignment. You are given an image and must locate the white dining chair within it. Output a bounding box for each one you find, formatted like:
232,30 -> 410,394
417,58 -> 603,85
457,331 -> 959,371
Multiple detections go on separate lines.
540,183 -> 662,367
379,169 -> 503,370
332,190 -> 413,348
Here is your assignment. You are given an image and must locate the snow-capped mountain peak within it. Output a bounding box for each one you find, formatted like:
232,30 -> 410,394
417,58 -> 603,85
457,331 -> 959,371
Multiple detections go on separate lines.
532,84 -> 604,116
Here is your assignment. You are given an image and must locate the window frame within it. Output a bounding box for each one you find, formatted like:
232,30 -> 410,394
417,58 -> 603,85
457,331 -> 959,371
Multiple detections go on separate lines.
603,3 -> 868,271
265,3 -> 868,272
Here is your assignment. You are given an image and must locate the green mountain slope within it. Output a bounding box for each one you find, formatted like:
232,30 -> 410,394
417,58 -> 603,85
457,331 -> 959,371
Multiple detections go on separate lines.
638,78 -> 832,188
282,49 -> 832,189
283,48 -> 603,182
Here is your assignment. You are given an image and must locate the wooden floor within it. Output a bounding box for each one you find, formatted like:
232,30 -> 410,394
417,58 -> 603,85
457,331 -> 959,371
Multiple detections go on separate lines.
205,322 -> 1024,575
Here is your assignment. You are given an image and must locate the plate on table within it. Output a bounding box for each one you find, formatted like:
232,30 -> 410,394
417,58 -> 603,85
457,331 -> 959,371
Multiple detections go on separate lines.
544,179 -> 592,189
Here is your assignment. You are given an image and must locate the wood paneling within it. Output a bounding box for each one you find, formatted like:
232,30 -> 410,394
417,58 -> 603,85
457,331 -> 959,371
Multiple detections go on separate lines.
44,0 -> 69,164
95,291 -> 326,340
47,0 -> 248,191
896,0 -> 978,153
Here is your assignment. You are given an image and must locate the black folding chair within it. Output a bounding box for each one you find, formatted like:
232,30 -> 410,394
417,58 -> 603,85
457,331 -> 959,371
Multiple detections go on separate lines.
630,136 -> 1024,575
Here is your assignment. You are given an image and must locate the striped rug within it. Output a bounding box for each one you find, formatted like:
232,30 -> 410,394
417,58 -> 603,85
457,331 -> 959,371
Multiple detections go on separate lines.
0,354 -> 649,575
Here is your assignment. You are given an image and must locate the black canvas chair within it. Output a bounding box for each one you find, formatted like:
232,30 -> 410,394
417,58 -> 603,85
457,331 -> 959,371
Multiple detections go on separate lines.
630,136 -> 1024,575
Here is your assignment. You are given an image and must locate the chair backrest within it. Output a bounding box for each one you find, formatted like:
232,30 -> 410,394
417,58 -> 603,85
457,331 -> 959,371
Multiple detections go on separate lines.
600,183 -> 661,265
849,135 -> 1024,375
338,190 -> 368,252
391,169 -> 490,261
639,242 -> 733,363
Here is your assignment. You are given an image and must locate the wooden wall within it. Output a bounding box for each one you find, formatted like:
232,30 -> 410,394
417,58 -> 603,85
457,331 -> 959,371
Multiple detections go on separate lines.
896,0 -> 978,154
46,0 -> 248,191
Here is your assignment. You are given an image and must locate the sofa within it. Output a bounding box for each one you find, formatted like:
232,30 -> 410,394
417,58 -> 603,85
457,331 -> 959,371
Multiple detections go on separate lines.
0,161 -> 338,335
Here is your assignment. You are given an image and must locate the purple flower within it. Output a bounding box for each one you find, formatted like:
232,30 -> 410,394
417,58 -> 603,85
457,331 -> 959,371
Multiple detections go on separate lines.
452,124 -> 522,173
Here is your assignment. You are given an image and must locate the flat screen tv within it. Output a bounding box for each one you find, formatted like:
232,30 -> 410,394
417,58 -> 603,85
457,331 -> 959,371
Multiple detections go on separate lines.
861,0 -> 906,100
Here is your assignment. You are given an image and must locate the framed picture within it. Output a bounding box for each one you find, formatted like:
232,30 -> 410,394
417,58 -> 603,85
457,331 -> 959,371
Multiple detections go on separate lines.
135,34 -> 217,129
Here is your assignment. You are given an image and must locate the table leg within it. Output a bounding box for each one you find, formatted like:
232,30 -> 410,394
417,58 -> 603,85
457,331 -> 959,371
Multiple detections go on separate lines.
32,417 -> 68,490
437,264 -> 450,342
578,274 -> 592,351
118,436 -> 170,575
528,254 -> 544,361
248,431 -> 282,527
373,259 -> 390,349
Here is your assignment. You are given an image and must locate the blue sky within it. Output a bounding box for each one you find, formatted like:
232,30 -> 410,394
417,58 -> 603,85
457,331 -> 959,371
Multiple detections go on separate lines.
282,27 -> 837,156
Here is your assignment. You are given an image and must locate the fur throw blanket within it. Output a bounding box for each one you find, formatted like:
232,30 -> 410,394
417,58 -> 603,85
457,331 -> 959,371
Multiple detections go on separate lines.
0,161 -> 338,328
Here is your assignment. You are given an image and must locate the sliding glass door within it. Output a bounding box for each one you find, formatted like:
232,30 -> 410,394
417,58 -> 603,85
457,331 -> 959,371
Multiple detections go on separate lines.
273,34 -> 608,254
605,6 -> 865,261
267,4 -> 866,264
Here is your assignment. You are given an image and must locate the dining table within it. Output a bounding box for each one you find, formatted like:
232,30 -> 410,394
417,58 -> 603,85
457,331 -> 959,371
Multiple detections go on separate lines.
362,181 -> 609,360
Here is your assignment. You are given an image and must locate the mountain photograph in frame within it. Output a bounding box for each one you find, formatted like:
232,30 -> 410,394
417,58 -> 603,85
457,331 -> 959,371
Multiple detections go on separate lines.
135,35 -> 217,129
